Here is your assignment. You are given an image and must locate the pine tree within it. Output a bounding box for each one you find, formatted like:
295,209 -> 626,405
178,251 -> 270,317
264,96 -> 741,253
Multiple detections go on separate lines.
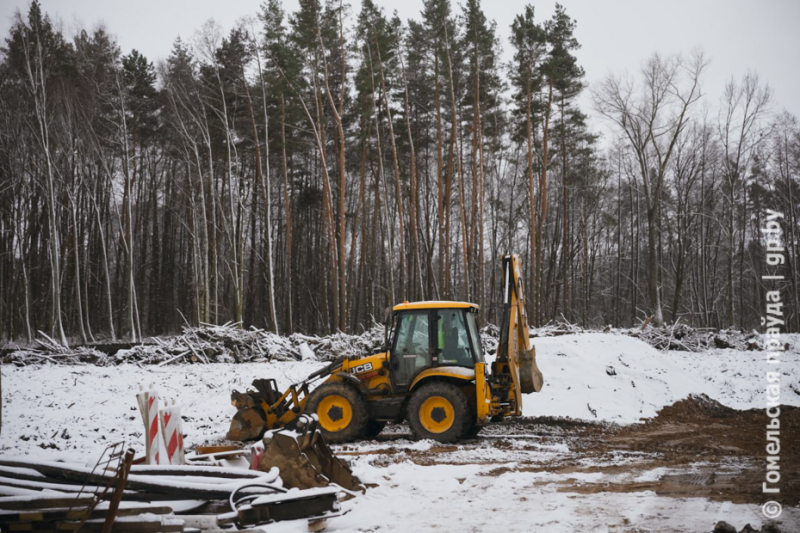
510,4 -> 545,324
542,4 -> 584,320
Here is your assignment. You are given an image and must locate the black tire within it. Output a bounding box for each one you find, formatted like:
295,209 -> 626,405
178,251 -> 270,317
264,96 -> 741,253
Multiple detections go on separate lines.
466,418 -> 483,438
407,381 -> 471,443
305,382 -> 368,444
362,420 -> 387,439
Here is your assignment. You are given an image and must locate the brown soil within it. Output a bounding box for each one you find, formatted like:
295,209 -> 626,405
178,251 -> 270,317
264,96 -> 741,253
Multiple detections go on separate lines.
359,394 -> 799,507
590,394 -> 800,505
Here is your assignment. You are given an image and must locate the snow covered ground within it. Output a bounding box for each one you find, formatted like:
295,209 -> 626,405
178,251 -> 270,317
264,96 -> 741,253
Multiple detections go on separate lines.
522,332 -> 800,421
2,332 -> 799,531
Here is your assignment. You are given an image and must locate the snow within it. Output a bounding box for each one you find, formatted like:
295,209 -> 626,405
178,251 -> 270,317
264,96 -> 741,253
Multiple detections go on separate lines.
523,333 -> 705,422
335,463 -> 786,532
3,332 -> 798,460
2,332 -> 799,531
247,486 -> 340,506
434,365 -> 476,379
518,332 -> 800,422
0,360 -> 326,462
298,343 -> 316,360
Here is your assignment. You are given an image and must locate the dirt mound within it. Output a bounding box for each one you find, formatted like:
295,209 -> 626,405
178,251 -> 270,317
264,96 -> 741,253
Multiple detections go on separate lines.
602,396 -> 800,505
616,394 -> 799,457
651,393 -> 737,420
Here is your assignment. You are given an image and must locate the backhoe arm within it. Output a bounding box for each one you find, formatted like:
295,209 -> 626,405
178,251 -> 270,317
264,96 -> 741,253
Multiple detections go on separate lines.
494,254 -> 544,416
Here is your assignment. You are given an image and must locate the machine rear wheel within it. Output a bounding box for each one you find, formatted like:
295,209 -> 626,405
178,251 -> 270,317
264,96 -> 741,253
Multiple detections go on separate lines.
306,383 -> 368,444
407,382 -> 471,443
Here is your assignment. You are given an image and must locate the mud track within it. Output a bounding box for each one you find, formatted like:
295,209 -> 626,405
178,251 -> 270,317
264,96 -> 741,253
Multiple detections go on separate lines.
335,395 -> 799,507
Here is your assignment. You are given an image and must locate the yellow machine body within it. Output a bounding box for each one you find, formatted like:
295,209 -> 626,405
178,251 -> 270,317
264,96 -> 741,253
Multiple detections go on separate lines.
227,254 -> 543,444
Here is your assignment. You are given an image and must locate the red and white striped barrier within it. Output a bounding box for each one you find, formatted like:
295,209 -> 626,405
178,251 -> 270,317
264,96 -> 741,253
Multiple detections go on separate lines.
136,385 -> 181,465
160,400 -> 185,465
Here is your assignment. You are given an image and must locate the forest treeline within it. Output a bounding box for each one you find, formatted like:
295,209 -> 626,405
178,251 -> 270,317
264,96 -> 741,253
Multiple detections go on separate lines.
1,0 -> 798,344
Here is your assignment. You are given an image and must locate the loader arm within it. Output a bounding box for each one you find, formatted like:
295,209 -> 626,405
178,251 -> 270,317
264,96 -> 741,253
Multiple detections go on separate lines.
492,254 -> 544,417
227,357 -> 346,441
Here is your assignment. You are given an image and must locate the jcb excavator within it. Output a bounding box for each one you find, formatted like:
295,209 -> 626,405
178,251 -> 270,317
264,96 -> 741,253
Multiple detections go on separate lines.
227,254 -> 543,444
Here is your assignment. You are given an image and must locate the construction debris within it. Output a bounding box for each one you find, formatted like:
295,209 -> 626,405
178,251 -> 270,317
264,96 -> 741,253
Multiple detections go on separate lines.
1,331 -> 107,366
5,317 -> 770,368
256,415 -> 364,493
0,404 -> 360,532
0,449 -> 349,532
3,322 -> 388,366
633,323 -> 766,352
234,486 -> 343,527
482,319 -> 771,354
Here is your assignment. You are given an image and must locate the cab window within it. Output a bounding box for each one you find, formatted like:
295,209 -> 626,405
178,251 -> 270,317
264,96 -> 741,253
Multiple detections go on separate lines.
436,309 -> 474,367
466,311 -> 484,363
391,312 -> 430,386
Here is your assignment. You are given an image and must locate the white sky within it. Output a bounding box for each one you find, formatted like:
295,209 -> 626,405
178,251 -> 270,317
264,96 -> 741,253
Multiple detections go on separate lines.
1,0 -> 799,143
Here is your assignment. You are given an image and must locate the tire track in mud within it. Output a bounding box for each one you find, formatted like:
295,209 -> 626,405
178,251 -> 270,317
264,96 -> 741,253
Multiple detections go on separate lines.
334,395 -> 799,507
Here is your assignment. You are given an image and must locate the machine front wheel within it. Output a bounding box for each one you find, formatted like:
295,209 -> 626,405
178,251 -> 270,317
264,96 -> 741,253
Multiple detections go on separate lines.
407,381 -> 471,443
306,383 -> 368,444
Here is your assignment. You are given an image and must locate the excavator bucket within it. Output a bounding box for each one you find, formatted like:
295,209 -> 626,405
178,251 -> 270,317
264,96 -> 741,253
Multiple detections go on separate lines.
228,378 -> 295,441
258,415 -> 364,494
519,346 -> 544,393
227,390 -> 268,441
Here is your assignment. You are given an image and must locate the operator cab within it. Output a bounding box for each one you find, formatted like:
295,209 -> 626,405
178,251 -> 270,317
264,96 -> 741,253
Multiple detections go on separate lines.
388,301 -> 484,389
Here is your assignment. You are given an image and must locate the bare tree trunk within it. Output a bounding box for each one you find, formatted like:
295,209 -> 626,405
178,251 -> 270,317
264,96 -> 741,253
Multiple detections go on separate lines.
373,42 -> 406,300
113,70 -> 139,341
443,23 -> 469,301
69,192 -> 87,343
22,29 -> 68,345
435,55 -> 446,299
537,80 -> 553,324
366,55 -> 395,306
560,95 -> 569,319
400,55 -> 424,301
525,68 -> 537,325
280,94 -> 293,332
471,30 -> 486,316
316,17 -> 346,331
251,52 -> 279,334
349,115 -> 370,328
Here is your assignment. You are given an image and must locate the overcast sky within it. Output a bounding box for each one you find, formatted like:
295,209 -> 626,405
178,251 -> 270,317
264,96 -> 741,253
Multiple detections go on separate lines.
1,0 -> 798,142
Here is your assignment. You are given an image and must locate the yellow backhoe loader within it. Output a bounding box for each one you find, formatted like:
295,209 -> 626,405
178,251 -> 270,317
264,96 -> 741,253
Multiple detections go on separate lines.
227,254 -> 543,444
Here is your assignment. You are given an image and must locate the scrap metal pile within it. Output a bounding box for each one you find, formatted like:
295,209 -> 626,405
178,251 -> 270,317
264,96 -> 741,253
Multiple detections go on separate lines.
0,419 -> 362,532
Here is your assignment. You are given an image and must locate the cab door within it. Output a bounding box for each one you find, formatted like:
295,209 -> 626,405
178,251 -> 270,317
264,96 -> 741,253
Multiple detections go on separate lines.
390,311 -> 432,389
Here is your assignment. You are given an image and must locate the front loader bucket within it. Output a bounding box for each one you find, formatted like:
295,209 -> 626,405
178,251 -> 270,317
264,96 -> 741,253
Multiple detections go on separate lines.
519,346 -> 544,393
258,415 -> 364,494
227,390 -> 268,441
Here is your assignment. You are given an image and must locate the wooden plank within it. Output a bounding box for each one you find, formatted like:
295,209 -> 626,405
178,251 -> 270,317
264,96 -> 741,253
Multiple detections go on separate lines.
5,517 -> 183,532
101,449 -> 134,533
192,446 -> 240,455
0,497 -> 95,511
0,506 -> 173,524
0,475 -> 106,494
0,489 -> 42,498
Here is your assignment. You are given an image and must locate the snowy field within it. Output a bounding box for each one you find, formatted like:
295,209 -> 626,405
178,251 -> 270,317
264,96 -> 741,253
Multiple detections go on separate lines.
2,332 -> 799,531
